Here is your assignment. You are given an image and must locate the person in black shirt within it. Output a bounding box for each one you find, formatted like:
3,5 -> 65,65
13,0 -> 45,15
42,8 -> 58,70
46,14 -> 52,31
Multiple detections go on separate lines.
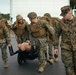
9,40 -> 39,58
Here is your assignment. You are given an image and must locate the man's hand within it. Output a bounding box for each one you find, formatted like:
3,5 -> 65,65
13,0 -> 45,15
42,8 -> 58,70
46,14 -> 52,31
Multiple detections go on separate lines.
14,22 -> 18,28
8,44 -> 11,47
54,49 -> 59,55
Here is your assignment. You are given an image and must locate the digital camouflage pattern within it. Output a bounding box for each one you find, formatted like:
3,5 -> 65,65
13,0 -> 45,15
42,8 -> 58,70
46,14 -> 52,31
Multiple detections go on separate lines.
40,16 -> 59,59
58,17 -> 76,75
60,6 -> 72,16
29,19 -> 55,64
16,14 -> 23,21
40,16 -> 54,59
49,17 -> 60,60
0,20 -> 10,44
12,18 -> 28,44
0,43 -> 7,62
2,18 -> 12,33
49,17 -> 60,38
27,12 -> 37,19
0,19 -> 10,62
28,12 -> 56,72
43,13 -> 60,38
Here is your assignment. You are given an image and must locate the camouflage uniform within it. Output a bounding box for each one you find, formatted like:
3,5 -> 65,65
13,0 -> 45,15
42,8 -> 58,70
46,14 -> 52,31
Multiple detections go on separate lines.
27,12 -> 55,72
0,15 -> 10,67
12,15 -> 28,44
50,17 -> 60,62
39,16 -> 54,64
57,6 -> 76,75
2,18 -> 11,33
44,13 -> 60,38
44,13 -> 60,62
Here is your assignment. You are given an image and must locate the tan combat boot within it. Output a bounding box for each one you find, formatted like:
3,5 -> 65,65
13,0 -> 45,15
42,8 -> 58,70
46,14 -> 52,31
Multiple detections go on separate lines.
54,57 -> 58,62
38,61 -> 47,73
48,58 -> 54,64
4,61 -> 8,68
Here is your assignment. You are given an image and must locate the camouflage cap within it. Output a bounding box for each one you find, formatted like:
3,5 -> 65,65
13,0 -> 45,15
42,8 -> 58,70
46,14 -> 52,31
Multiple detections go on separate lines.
27,12 -> 37,19
44,13 -> 51,19
60,6 -> 72,16
16,14 -> 23,21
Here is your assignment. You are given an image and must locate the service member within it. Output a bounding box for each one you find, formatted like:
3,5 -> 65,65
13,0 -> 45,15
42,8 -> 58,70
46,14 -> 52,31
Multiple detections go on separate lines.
12,14 -> 28,44
54,6 -> 76,75
27,12 -> 55,73
0,15 -> 11,68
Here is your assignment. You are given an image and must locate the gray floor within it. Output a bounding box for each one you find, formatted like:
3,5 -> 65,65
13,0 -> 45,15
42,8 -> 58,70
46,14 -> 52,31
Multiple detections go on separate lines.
0,32 -> 66,75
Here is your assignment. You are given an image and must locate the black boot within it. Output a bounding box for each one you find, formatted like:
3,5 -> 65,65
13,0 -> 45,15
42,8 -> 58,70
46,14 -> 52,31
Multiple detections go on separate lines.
54,54 -> 58,62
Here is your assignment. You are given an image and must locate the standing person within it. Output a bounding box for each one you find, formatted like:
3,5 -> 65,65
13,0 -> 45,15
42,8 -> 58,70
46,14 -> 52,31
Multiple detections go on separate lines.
27,12 -> 55,73
12,14 -> 28,44
43,13 -> 60,62
0,15 -> 11,68
2,18 -> 11,33
39,15 -> 55,64
54,6 -> 76,75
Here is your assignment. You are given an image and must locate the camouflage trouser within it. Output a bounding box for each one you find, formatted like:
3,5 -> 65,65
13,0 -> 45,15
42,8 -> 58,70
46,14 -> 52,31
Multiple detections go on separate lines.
61,49 -> 76,75
38,38 -> 47,64
17,36 -> 26,44
0,43 -> 8,62
48,41 -> 53,59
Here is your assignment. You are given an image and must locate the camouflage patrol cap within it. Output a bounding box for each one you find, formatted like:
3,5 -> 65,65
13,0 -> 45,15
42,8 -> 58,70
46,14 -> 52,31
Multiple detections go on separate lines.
16,14 -> 23,21
44,13 -> 51,19
60,6 -> 72,16
27,12 -> 37,19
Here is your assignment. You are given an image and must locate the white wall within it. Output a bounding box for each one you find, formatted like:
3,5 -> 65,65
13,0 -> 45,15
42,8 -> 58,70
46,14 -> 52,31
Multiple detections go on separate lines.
10,0 -> 70,23
73,9 -> 76,16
